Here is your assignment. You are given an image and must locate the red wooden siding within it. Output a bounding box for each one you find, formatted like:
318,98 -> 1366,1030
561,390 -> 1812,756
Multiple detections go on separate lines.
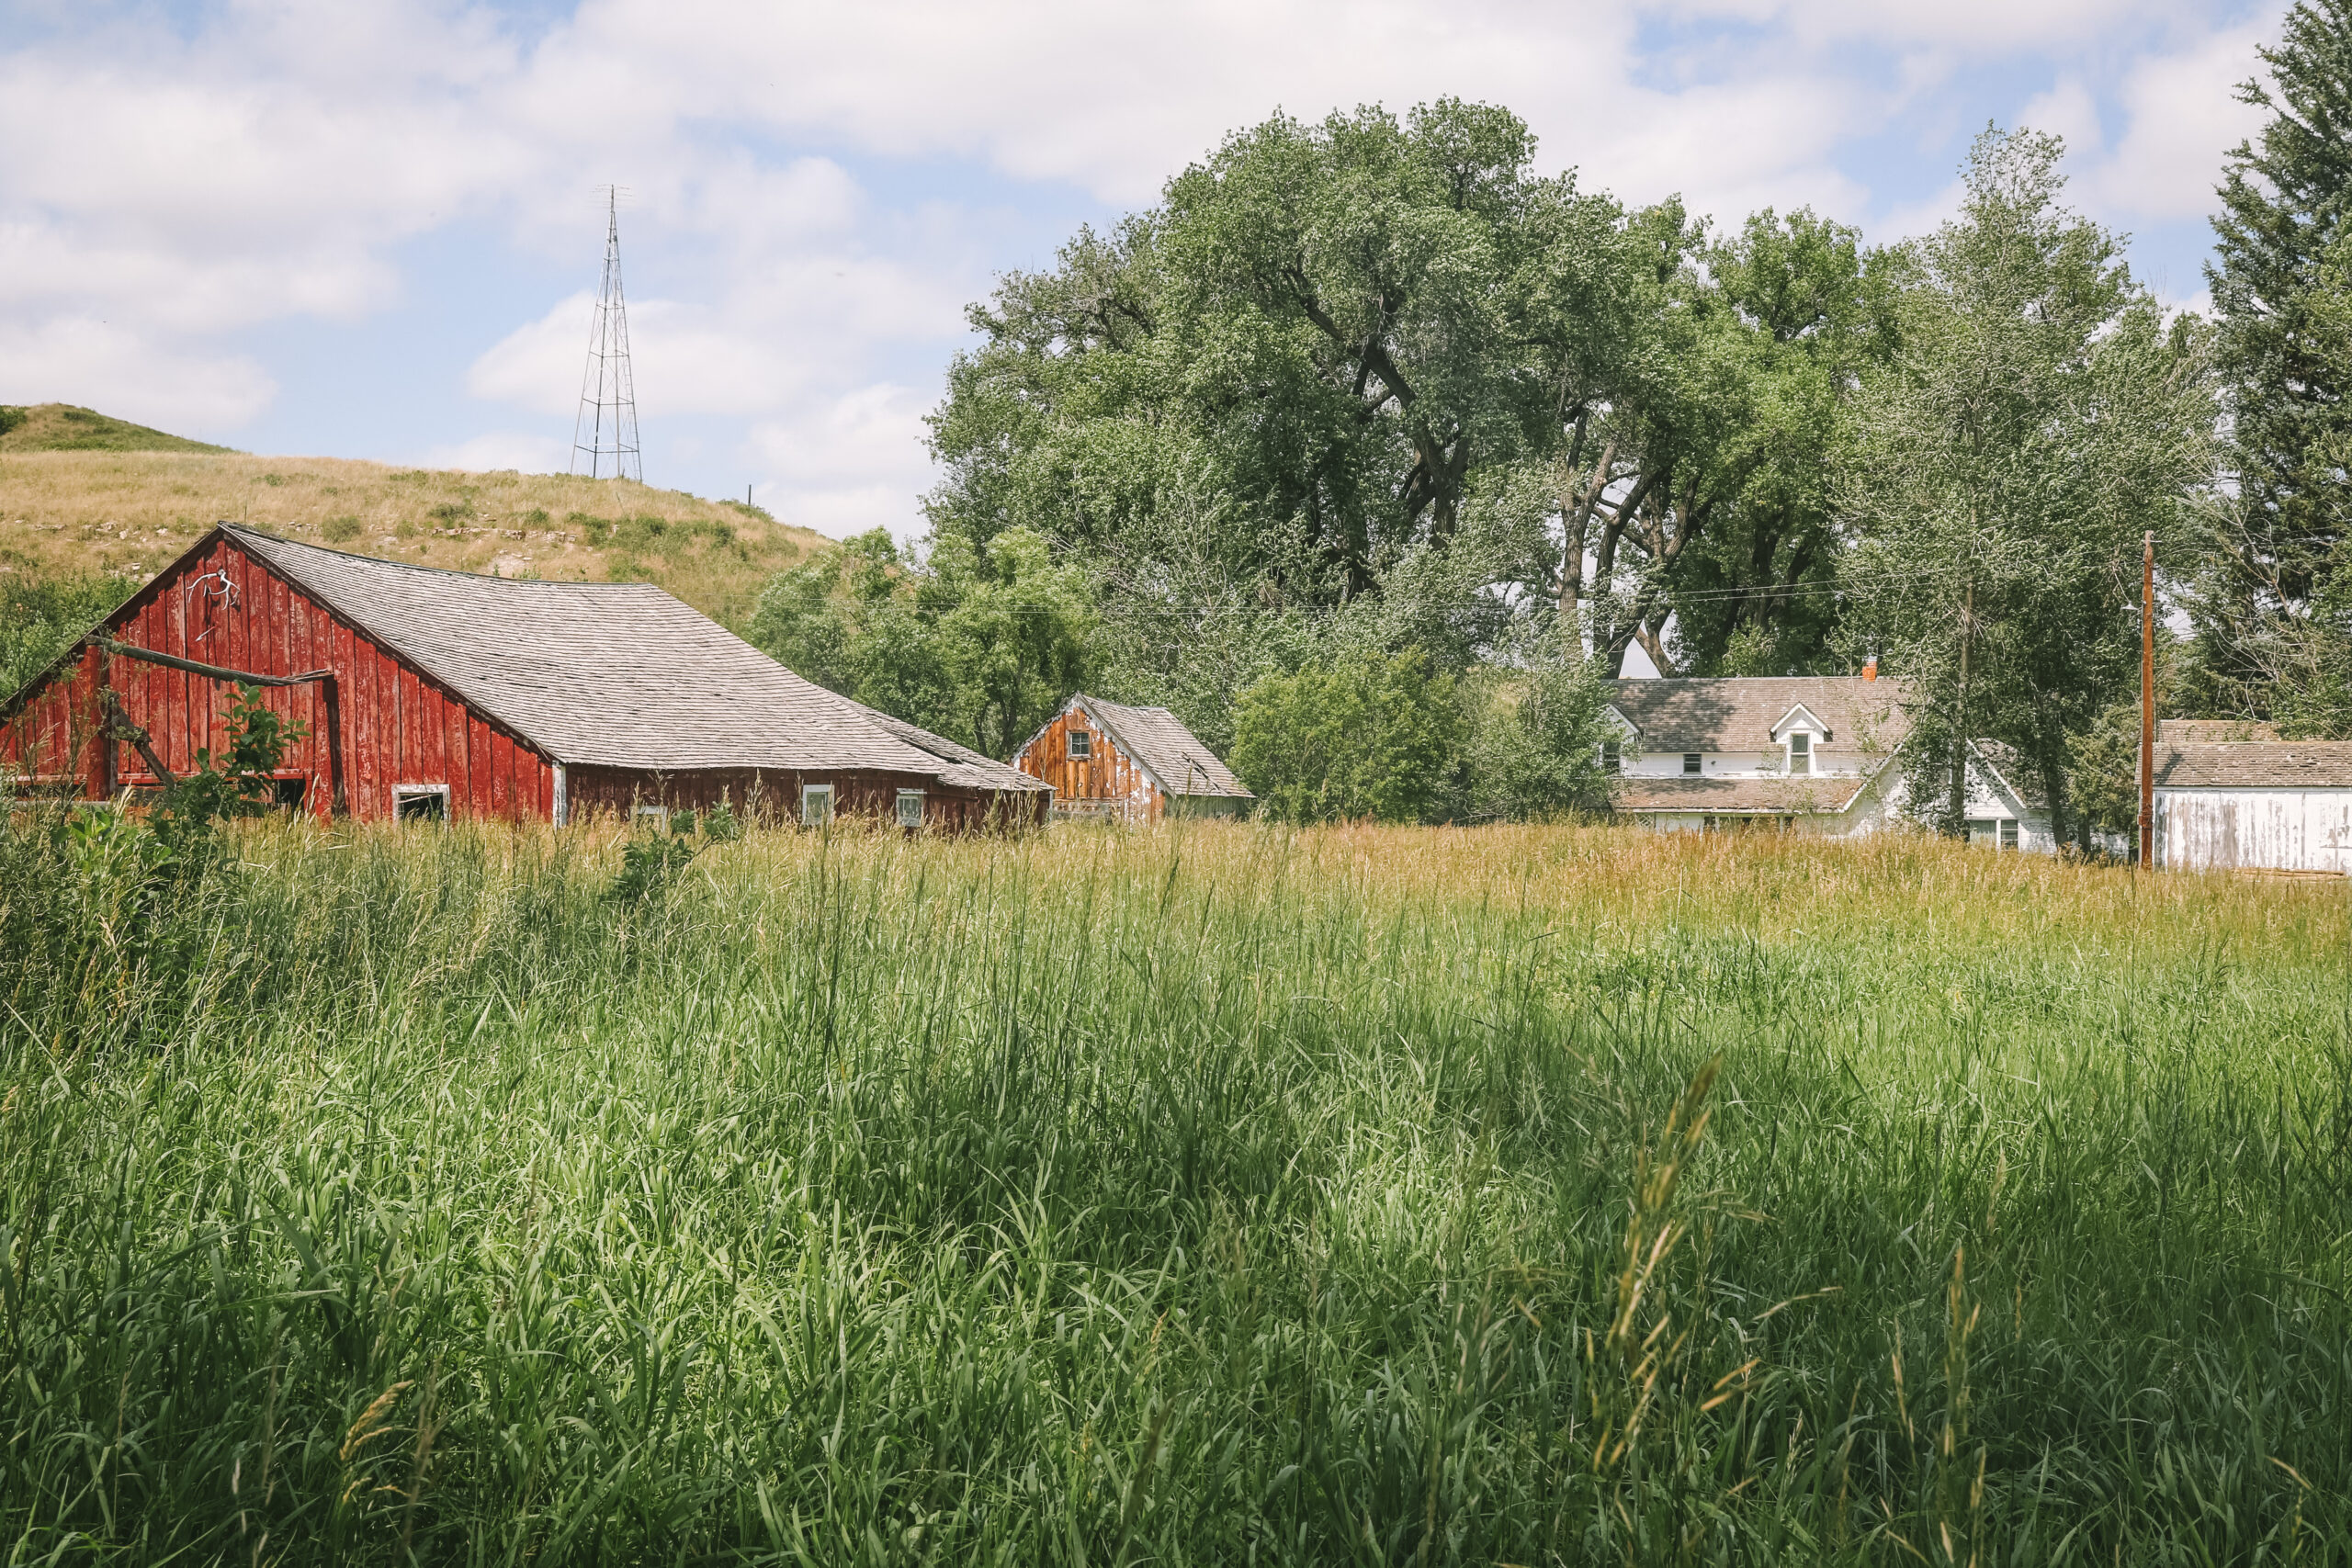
1016,708 -> 1162,823
565,766 -> 1047,830
2,536 -> 554,822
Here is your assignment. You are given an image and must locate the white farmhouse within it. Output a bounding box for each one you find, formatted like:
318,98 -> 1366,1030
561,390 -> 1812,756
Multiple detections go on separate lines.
2155,723 -> 2352,874
1604,675 -> 2052,850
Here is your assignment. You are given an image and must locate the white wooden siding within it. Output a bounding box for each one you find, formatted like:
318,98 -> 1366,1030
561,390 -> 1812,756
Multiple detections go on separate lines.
2157,788 -> 2352,873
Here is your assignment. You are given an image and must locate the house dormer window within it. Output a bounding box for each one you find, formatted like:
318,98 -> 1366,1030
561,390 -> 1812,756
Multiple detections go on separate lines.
1601,739 -> 1622,774
1682,753 -> 1702,775
1788,732 -> 1812,776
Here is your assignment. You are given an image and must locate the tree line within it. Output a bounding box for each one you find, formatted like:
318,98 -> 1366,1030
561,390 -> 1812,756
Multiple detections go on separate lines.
661,7 -> 2352,831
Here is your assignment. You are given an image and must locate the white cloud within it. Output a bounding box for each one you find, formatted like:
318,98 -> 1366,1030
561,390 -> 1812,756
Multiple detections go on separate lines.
1654,0 -> 2196,52
0,315 -> 275,434
749,384 -> 937,540
417,432 -> 572,473
0,0 -> 2286,523
2080,22 -> 2271,221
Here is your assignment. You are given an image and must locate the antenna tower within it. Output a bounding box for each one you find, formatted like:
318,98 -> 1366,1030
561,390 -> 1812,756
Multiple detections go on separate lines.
571,186 -> 641,482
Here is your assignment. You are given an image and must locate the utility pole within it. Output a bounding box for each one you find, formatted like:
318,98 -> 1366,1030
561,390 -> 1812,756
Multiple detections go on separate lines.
2139,531 -> 2155,868
1951,577 -> 1973,830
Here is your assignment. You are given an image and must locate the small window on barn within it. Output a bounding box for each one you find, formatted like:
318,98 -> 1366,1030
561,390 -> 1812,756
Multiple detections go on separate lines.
1788,732 -> 1812,775
633,804 -> 669,829
1682,753 -> 1702,775
1601,739 -> 1621,773
1068,728 -> 1092,760
394,784 -> 448,823
1999,818 -> 2019,852
801,784 -> 833,828
272,777 -> 307,811
896,789 -> 924,828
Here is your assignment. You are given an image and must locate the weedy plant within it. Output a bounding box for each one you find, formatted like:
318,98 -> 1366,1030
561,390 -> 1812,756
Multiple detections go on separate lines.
0,818 -> 2346,1564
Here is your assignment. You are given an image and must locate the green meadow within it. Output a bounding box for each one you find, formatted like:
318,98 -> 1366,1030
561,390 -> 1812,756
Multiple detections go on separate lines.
2,818 -> 2347,1564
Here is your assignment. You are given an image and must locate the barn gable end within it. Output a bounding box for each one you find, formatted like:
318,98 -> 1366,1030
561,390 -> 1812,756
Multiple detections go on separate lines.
2,529 -> 554,820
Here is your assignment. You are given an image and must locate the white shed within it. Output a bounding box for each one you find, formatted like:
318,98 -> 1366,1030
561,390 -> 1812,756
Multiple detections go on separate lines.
2155,739 -> 2352,874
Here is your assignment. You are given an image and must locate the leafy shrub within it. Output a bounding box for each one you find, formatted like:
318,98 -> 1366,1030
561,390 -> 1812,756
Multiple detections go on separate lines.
322,514 -> 362,542
1229,649 -> 1462,823
1,571 -> 133,695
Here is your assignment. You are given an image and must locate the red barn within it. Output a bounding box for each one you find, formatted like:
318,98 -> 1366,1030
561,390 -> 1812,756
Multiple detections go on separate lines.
2,523 -> 1049,828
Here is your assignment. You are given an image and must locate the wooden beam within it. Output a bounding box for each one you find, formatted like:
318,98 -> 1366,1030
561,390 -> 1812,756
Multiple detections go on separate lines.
93,637 -> 346,814
91,636 -> 329,688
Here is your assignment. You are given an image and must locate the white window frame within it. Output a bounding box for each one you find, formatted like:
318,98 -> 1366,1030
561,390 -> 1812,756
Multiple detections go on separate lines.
1068,728 -> 1092,760
393,784 -> 450,823
1600,739 -> 1622,774
1682,752 -> 1702,776
896,789 -> 925,828
801,783 -> 834,828
633,804 -> 670,828
1998,818 -> 2019,852
1787,731 -> 1812,776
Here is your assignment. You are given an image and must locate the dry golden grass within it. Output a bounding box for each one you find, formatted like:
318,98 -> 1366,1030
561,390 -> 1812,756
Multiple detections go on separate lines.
0,450 -> 833,628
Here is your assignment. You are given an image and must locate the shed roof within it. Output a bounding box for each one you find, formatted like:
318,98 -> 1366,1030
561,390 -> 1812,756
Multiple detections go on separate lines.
2156,740 -> 2352,790
214,525 -> 1043,790
1067,696 -> 1252,798
1609,677 -> 1910,754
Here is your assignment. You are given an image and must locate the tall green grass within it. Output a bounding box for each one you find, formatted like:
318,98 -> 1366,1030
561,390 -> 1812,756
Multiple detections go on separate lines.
3,817 -> 2348,1564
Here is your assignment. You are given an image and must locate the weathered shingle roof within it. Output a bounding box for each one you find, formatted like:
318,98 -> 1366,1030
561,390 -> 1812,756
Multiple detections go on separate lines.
220,525 -> 1044,791
1072,696 -> 1253,798
2158,719 -> 2281,743
1611,773 -> 1878,815
1609,677 -> 1911,754
2156,741 -> 2352,790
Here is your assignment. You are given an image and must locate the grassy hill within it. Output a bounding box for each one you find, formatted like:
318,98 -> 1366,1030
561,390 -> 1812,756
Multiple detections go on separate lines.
0,443 -> 831,631
0,402 -> 235,455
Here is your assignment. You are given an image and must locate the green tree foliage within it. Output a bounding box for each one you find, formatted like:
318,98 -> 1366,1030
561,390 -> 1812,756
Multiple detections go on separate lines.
1456,642 -> 1616,821
1,571 -> 132,698
927,99 -> 1882,689
2198,0 -> 2352,722
749,525 -> 1093,760
1839,129 -> 2218,846
1644,212 -> 1901,675
1228,649 -> 1462,822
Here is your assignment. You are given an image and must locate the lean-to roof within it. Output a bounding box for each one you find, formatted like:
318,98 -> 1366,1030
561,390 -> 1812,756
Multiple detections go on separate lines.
216,525 -> 1043,789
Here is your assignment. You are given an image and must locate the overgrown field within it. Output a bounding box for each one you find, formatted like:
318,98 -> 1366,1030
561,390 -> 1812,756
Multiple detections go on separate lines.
3,820 -> 2348,1564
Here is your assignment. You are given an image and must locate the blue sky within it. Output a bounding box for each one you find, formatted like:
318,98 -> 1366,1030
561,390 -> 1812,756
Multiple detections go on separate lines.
1,0 -> 2284,542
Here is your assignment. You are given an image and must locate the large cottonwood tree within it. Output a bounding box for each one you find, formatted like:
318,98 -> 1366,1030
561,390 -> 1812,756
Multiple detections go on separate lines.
1840,129 -> 2217,845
